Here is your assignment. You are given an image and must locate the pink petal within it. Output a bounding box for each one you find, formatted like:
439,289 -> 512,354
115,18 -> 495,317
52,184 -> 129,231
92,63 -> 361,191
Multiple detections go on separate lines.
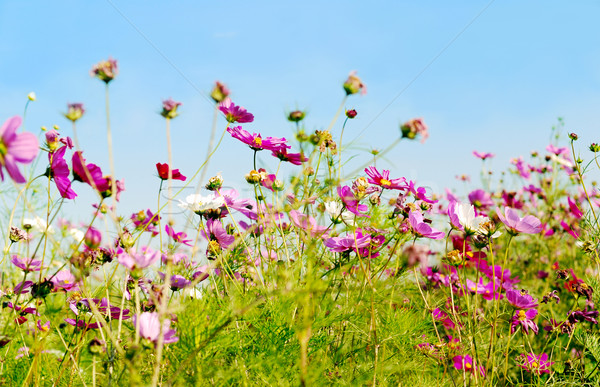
8,132 -> 39,163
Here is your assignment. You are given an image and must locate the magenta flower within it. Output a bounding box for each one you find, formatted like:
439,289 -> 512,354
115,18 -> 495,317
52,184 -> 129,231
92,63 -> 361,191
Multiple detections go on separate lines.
496,207 -> 542,235
50,269 -> 79,292
158,272 -> 192,290
511,309 -> 539,334
511,157 -> 531,179
337,185 -> 369,217
0,116 -> 39,184
84,227 -> 102,249
324,229 -> 371,253
133,312 -> 178,345
218,98 -> 254,123
201,219 -> 235,256
518,353 -> 553,375
11,255 -> 42,272
568,197 -> 583,219
165,224 -> 192,246
408,211 -> 444,240
227,126 -> 288,152
117,247 -> 161,271
272,148 -> 307,165
560,220 -> 579,239
47,146 -> 77,199
72,151 -> 110,192
546,144 -> 569,156
156,163 -> 186,181
506,288 -> 538,309
473,151 -> 494,160
468,189 -> 494,209
453,355 -> 485,376
131,209 -> 160,236
364,166 -> 407,190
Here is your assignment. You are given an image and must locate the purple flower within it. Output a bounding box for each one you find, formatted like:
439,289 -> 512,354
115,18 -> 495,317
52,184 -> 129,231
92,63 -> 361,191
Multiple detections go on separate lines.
117,247 -> 161,271
219,98 -> 254,123
408,211 -> 444,240
518,352 -> 553,375
506,288 -> 538,309
272,148 -> 307,165
324,229 -> 371,253
452,355 -> 485,376
468,189 -> 494,210
11,255 -> 42,272
511,309 -> 539,334
14,281 -> 33,294
568,308 -> 599,325
364,166 -> 407,190
227,126 -> 288,152
158,273 -> 191,290
133,312 -> 178,345
337,185 -> 369,217
496,207 -> 542,235
50,270 -> 79,292
0,116 -> 39,184
131,209 -> 160,236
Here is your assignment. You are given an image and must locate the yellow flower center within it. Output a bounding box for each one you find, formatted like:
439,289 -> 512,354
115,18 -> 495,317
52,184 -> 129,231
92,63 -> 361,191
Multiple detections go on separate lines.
532,361 -> 539,368
518,310 -> 527,321
254,137 -> 263,147
380,179 -> 391,187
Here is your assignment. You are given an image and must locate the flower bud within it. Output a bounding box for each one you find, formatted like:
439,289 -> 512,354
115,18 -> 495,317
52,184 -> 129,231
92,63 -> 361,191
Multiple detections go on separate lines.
210,81 -> 230,103
590,143 -> 600,153
205,174 -> 224,191
84,227 -> 102,249
119,230 -> 135,249
160,98 -> 182,119
45,129 -> 60,151
90,58 -> 118,83
345,109 -> 357,119
287,110 -> 306,122
443,250 -> 464,266
9,227 -> 29,243
569,132 -> 578,141
64,103 -> 85,122
272,179 -> 284,191
27,92 -> 36,101
245,170 -> 263,184
343,71 -> 366,96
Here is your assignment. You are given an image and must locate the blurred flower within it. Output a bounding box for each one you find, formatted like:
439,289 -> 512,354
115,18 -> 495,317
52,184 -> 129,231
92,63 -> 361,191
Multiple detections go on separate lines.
156,163 -> 186,181
134,312 -> 179,345
11,255 -> 42,272
517,353 -> 553,375
64,103 -> 85,122
272,148 -> 306,165
84,227 -> 102,249
178,194 -> 225,215
289,210 -> 328,237
72,151 -> 110,192
91,58 -> 118,83
468,189 -> 494,210
408,211 -> 444,240
453,355 -> 485,376
218,98 -> 254,123
165,224 -> 192,246
343,71 -> 366,95
400,118 -> 428,143
210,81 -> 230,103
345,109 -> 358,119
473,150 -> 494,160
287,110 -> 306,122
27,92 -> 36,101
496,207 -> 542,235
51,270 -> 79,292
0,116 -> 39,183
160,98 -> 182,119
117,247 -> 161,271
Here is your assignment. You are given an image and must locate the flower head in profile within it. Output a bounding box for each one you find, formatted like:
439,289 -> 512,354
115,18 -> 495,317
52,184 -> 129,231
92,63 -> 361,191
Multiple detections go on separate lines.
343,71 -> 367,96
496,207 -> 542,235
272,148 -> 306,165
400,118 -> 429,143
91,58 -> 118,83
218,98 -> 254,123
165,224 -> 192,246
517,353 -> 553,375
364,166 -> 407,190
408,211 -> 445,240
227,126 -> 289,152
64,103 -> 85,122
178,194 -> 225,216
0,116 -> 39,184
72,151 -> 110,192
160,98 -> 182,119
156,163 -> 186,181
133,312 -> 178,345
473,151 -> 494,160
210,81 -> 230,103
47,146 -> 77,199
11,255 -> 42,272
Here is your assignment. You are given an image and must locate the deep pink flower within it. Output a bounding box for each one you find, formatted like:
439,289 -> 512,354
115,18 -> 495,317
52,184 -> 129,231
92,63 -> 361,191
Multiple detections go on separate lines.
560,220 -> 579,239
158,272 -> 192,290
337,185 -> 369,217
518,353 -> 553,375
506,288 -> 538,309
156,163 -> 186,181
218,98 -> 254,123
51,270 -> 79,292
227,126 -> 288,152
453,355 -> 485,376
131,209 -> 160,236
272,148 -> 307,165
473,151 -> 494,160
165,224 -> 192,246
11,255 -> 42,272
201,219 -> 235,250
72,151 -> 110,192
133,312 -> 178,345
406,181 -> 438,204
84,227 -> 102,249
468,189 -> 494,209
496,207 -> 542,234
408,211 -> 444,240
0,116 -> 39,183
364,166 -> 407,190
568,197 -> 583,219
511,309 -> 539,334
47,146 -> 77,199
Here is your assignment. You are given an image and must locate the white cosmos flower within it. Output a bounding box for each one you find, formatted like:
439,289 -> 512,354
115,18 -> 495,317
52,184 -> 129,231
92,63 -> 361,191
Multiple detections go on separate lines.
178,194 -> 225,214
69,228 -> 84,243
456,203 -> 487,234
324,201 -> 355,223
23,217 -> 55,234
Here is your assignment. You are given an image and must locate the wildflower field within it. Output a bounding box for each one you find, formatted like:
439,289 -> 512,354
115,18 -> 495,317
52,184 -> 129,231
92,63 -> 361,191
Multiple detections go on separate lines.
1,59 -> 600,387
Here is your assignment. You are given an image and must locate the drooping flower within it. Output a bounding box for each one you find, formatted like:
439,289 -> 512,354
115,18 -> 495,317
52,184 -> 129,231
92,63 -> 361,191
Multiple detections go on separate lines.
165,224 -> 192,246
288,210 -> 328,237
160,98 -> 182,119
517,353 -> 553,375
0,116 -> 39,184
156,163 -> 186,181
506,288 -> 538,310
496,207 -> 542,235
218,98 -> 254,123
72,151 -> 110,192
400,118 -> 428,143
272,148 -> 307,165
473,151 -> 494,160
134,312 -> 179,345
337,185 -> 369,217
91,58 -> 118,83
511,309 -> 539,334
227,126 -> 288,152
178,194 -> 225,216
408,211 -> 445,240
47,145 -> 77,199
364,166 -> 407,190
324,229 -> 371,253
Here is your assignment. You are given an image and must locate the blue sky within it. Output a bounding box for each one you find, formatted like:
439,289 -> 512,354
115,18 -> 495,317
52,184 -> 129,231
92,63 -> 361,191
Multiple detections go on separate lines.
1,1 -> 600,222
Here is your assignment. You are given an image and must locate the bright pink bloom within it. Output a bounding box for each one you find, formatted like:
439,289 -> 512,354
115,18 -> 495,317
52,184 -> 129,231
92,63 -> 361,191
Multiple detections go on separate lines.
84,227 -> 102,249
48,146 -> 77,199
511,157 -> 531,179
453,355 -> 485,376
156,163 -> 186,181
324,229 -> 371,253
131,209 -> 160,236
473,151 -> 494,160
496,207 -> 542,234
272,148 -> 307,165
165,224 -> 192,246
227,126 -> 288,152
407,181 -> 438,204
133,312 -> 178,345
51,270 -> 79,292
0,116 -> 39,183
468,189 -> 494,209
72,151 -> 110,191
568,197 -> 583,219
506,288 -> 538,309
408,211 -> 444,240
364,166 -> 407,190
201,219 -> 235,249
560,220 -> 579,239
337,185 -> 369,217
511,309 -> 539,334
518,353 -> 553,375
218,98 -> 254,123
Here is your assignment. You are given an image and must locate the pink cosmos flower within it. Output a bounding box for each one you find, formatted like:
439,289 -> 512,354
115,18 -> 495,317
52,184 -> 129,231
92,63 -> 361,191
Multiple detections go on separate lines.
568,197 -> 583,219
289,210 -> 328,237
218,98 -> 254,123
473,151 -> 494,160
324,229 -> 371,253
561,220 -> 579,239
47,145 -> 77,199
511,309 -> 539,334
117,247 -> 161,271
11,255 -> 42,272
518,353 -> 553,375
227,126 -> 288,152
201,219 -> 235,250
133,312 -> 178,345
131,209 -> 160,236
72,151 -> 110,191
156,163 -> 186,181
453,355 -> 485,376
0,116 -> 39,183
407,181 -> 438,204
496,207 -> 542,235
506,288 -> 538,310
400,118 -> 429,143
272,148 -> 307,165
165,224 -> 192,246
50,269 -> 79,292
337,185 -> 369,217
408,211 -> 444,240
511,157 -> 531,179
364,166 -> 407,190
158,272 -> 192,290
546,144 -> 569,156
468,189 -> 494,210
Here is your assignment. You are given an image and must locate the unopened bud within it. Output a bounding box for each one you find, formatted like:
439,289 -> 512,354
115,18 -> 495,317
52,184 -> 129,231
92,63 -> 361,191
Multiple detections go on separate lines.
569,132 -> 578,141
287,110 -> 306,122
27,92 -> 36,101
210,81 -> 230,103
590,143 -> 600,153
345,109 -> 357,119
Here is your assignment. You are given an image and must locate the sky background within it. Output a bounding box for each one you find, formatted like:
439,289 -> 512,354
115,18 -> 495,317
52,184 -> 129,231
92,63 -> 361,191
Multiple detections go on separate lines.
1,1 -> 600,224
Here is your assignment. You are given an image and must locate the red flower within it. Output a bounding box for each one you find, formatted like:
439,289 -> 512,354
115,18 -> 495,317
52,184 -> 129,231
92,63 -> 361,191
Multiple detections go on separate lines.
156,163 -> 186,181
